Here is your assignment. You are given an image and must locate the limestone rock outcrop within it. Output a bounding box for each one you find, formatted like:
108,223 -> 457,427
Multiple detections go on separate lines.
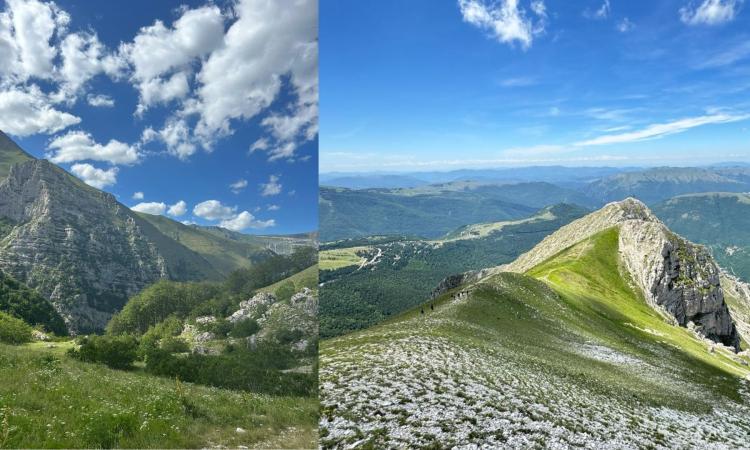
0,160 -> 169,333
501,198 -> 740,350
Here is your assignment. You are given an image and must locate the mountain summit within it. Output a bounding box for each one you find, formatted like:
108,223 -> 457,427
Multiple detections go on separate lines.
503,197 -> 740,349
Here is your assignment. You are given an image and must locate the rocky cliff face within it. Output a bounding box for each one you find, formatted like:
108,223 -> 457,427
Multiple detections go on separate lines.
502,198 -> 740,350
0,160 -> 169,333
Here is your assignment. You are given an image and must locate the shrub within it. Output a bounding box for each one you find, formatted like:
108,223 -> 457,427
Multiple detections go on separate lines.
69,335 -> 139,370
160,337 -> 189,353
275,281 -> 296,303
207,319 -> 232,337
0,312 -> 32,344
229,318 -> 259,338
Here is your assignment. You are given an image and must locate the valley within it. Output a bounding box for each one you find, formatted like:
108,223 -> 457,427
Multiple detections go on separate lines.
0,132 -> 320,449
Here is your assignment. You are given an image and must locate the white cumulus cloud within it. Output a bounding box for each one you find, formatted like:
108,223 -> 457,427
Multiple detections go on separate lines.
131,201 -> 167,215
120,5 -> 224,114
132,191 -> 144,200
219,211 -> 275,231
70,163 -> 118,189
87,94 -> 115,108
47,130 -> 140,165
260,174 -> 281,196
193,199 -> 236,220
191,0 -> 318,161
167,200 -> 187,217
229,178 -> 248,194
0,86 -> 80,136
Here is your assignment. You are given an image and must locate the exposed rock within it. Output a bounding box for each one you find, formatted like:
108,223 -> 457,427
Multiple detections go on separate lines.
292,339 -> 308,352
501,198 -> 740,350
720,272 -> 750,344
0,160 -> 170,333
192,344 -> 218,355
619,219 -> 739,349
291,287 -> 317,315
195,331 -> 215,342
227,292 -> 276,323
32,330 -> 50,341
195,315 -> 216,325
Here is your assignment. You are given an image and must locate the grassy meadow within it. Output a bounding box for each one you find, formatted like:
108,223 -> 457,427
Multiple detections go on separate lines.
0,340 -> 317,449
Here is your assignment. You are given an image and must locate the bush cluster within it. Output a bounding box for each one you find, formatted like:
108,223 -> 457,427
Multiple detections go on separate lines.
0,311 -> 33,344
68,335 -> 139,370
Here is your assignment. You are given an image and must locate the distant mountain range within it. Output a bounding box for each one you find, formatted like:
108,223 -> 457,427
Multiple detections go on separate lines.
585,167 -> 750,204
320,182 -> 595,241
322,165 -> 750,208
0,131 -> 315,333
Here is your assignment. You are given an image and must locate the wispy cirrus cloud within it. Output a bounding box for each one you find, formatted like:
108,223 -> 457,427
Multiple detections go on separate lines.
679,0 -> 742,25
574,112 -> 749,146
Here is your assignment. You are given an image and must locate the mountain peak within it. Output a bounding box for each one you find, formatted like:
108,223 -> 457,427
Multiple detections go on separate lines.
500,198 -> 740,350
0,130 -> 34,179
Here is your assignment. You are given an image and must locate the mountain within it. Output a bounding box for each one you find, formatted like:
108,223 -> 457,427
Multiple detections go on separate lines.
584,167 -> 750,204
319,174 -> 430,189
320,199 -> 750,448
0,134 -> 305,333
195,226 -> 318,255
135,213 -> 275,277
0,130 -> 33,179
319,203 -> 588,337
653,193 -> 750,281
320,182 -> 595,241
320,166 -> 632,189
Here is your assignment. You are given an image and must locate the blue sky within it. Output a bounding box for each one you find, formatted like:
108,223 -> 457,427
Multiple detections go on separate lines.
321,0 -> 750,172
0,0 -> 317,234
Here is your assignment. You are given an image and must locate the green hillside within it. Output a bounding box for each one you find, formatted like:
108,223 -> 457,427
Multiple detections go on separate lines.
319,204 -> 588,337
0,130 -> 33,179
653,192 -> 750,281
320,228 -> 750,448
135,212 -> 274,278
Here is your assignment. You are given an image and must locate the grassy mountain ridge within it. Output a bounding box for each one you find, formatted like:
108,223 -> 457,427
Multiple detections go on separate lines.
135,212 -> 274,278
319,203 -> 588,337
320,227 -> 750,448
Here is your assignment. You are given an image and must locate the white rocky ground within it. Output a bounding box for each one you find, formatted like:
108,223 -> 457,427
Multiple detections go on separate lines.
321,330 -> 750,449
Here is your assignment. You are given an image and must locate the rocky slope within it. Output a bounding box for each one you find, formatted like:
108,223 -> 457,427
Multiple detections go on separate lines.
0,159 -> 178,333
502,198 -> 740,349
